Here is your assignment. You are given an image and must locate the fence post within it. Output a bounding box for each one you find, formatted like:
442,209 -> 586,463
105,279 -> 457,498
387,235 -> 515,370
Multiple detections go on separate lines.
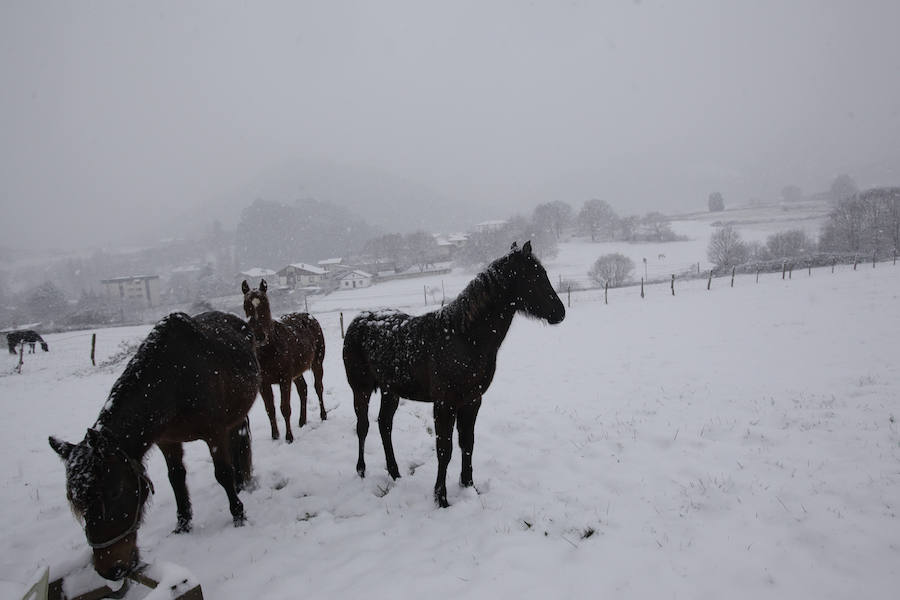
832,258 -> 836,274
756,268 -> 759,284
442,280 -> 446,306
16,343 -> 24,374
731,266 -> 735,288
424,285 -> 427,305
671,274 -> 675,296
90,333 -> 97,366
567,285 -> 571,308
789,264 -> 793,279
305,295 -> 309,312
697,262 -> 700,275
894,248 -> 897,266
640,278 -> 644,299
854,256 -> 858,270
873,250 -> 877,268
808,261 -> 811,277
604,282 -> 608,305
340,312 -> 345,339
707,270 -> 712,291
782,261 -> 786,280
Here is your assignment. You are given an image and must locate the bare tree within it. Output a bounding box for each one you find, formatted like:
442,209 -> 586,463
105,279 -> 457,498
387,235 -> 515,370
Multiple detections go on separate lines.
578,199 -> 620,241
708,192 -> 725,212
532,201 -> 573,240
588,253 -> 634,288
707,226 -> 749,268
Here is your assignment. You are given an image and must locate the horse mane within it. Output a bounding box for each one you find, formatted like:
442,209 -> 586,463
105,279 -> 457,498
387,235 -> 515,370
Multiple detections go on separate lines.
439,253 -> 514,332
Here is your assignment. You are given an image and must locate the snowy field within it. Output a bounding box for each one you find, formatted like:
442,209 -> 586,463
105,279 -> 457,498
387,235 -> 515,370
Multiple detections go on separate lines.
2,258 -> 899,599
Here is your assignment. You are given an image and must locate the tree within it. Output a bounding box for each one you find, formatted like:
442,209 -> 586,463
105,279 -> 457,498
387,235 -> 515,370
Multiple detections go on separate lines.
707,226 -> 749,268
781,185 -> 803,203
829,174 -> 858,204
532,201 -> 573,240
708,192 -> 725,212
404,231 -> 440,272
26,281 -> 69,323
577,199 -> 620,242
588,253 -> 634,288
764,229 -> 813,259
641,212 -> 678,241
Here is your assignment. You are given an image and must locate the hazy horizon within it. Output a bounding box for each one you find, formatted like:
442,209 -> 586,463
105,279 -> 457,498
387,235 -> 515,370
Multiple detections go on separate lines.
3,0 -> 899,250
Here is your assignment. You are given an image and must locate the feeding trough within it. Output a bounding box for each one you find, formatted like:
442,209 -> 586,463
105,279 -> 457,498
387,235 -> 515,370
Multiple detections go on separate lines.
24,561 -> 202,600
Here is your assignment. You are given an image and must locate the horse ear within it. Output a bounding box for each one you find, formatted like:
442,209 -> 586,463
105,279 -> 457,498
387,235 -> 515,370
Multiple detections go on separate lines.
241,280 -> 250,294
510,241 -> 518,252
49,436 -> 74,460
85,428 -> 104,450
260,279 -> 267,293
523,240 -> 533,255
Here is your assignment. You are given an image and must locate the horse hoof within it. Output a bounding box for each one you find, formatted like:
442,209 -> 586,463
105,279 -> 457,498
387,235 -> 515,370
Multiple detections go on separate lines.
435,494 -> 450,508
460,478 -> 474,488
271,432 -> 279,440
285,435 -> 294,444
233,515 -> 246,527
356,465 -> 366,478
320,412 -> 327,421
387,468 -> 401,480
298,418 -> 306,428
172,522 -> 192,534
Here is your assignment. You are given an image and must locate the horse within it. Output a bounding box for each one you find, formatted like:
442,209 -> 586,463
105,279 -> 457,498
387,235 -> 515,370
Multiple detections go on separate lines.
48,311 -> 260,580
343,241 -> 565,507
241,279 -> 326,443
6,330 -> 48,354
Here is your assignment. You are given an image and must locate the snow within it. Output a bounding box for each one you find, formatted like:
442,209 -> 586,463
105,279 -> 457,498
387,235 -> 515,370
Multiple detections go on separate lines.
1,254 -> 899,599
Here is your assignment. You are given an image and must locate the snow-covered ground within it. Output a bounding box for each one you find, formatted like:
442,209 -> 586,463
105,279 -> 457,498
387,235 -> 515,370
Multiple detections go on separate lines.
2,255 -> 899,599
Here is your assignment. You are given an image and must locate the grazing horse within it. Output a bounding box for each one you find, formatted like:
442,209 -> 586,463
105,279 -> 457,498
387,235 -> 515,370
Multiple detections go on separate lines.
48,311 -> 260,580
343,241 -> 565,507
6,329 -> 48,354
241,279 -> 326,443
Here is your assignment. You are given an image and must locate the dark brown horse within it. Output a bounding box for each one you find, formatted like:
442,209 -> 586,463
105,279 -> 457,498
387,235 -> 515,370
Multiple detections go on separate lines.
343,241 -> 565,507
241,279 -> 326,443
48,311 -> 259,580
6,329 -> 48,353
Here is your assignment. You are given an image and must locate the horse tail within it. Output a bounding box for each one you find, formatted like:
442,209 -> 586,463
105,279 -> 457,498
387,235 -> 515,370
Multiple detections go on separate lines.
230,417 -> 253,491
314,318 -> 326,368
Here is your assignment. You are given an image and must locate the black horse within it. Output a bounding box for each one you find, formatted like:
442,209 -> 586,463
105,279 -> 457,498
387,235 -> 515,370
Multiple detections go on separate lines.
7,329 -> 48,354
49,311 -> 260,580
343,241 -> 565,507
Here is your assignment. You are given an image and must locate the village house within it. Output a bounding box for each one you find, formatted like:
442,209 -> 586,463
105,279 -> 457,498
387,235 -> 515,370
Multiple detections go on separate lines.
238,267 -> 277,285
277,263 -> 327,289
336,270 -> 373,289
100,275 -> 161,308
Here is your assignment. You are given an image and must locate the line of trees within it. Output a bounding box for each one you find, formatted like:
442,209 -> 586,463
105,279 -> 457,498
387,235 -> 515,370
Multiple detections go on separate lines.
706,187 -> 900,270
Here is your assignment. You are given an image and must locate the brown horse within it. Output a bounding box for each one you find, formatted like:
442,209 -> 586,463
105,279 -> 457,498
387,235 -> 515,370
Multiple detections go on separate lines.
48,311 -> 259,580
241,279 -> 326,443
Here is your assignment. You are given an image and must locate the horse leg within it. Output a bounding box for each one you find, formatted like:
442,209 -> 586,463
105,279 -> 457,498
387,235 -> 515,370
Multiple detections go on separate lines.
313,360 -> 326,421
294,375 -> 308,428
260,384 -> 279,440
378,391 -> 401,479
457,396 -> 482,488
279,380 -> 294,443
158,442 -> 192,533
433,401 -> 457,508
207,437 -> 245,527
353,388 -> 372,477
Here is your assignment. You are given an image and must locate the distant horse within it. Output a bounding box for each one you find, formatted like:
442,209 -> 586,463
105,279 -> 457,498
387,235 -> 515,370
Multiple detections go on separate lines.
49,311 -> 260,580
241,279 -> 326,443
7,330 -> 48,354
343,241 -> 565,507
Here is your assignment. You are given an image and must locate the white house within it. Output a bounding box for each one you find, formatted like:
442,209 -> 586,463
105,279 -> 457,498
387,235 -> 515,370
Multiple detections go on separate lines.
336,270 -> 373,289
473,220 -> 507,234
239,267 -> 277,285
100,275 -> 160,308
277,263 -> 327,289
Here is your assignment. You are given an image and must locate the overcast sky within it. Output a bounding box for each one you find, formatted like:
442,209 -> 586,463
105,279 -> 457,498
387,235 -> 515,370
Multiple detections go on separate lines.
2,0 -> 899,249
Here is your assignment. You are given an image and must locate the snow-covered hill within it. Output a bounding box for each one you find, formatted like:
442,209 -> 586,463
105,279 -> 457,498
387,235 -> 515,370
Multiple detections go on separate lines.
1,259 -> 898,599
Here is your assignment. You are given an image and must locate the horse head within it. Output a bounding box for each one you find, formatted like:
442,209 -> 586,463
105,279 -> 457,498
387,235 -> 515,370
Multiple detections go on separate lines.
506,241 -> 565,325
241,279 -> 273,345
48,429 -> 153,580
